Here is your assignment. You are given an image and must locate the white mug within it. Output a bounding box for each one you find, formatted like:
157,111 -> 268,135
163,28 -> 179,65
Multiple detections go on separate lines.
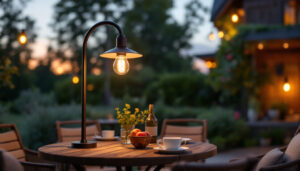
157,137 -> 185,150
102,130 -> 115,138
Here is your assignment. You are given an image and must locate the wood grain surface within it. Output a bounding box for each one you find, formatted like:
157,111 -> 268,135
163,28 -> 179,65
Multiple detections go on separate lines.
39,141 -> 217,167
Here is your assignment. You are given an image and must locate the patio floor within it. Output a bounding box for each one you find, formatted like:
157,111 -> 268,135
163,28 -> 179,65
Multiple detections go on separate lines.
206,146 -> 274,163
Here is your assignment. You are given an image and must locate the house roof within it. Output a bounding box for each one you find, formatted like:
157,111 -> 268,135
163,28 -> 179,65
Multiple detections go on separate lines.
210,0 -> 231,21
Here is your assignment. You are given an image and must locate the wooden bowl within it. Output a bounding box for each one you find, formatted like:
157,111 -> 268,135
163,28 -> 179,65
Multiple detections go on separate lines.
129,136 -> 151,149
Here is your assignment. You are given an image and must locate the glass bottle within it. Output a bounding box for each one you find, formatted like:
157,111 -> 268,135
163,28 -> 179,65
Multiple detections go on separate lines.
145,104 -> 158,143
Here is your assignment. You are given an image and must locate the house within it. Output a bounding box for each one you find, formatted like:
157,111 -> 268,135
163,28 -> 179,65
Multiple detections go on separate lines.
202,0 -> 300,121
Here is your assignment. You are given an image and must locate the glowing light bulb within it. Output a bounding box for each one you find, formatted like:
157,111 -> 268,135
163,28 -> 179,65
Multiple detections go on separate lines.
209,32 -> 215,41
218,31 -> 224,39
257,43 -> 264,50
72,76 -> 79,84
113,55 -> 129,75
18,31 -> 27,45
231,14 -> 239,23
283,42 -> 289,49
283,82 -> 291,92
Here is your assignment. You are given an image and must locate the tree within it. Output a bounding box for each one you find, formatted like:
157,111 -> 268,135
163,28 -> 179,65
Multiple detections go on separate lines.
52,0 -> 127,105
122,0 -> 208,72
0,0 -> 36,100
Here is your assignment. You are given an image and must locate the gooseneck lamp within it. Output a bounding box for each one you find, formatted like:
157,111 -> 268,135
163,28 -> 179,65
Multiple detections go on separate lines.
72,21 -> 142,148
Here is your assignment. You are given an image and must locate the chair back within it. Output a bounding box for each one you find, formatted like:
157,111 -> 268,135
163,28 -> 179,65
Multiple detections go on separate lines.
56,120 -> 101,142
171,158 -> 249,171
0,124 -> 26,161
160,119 -> 207,142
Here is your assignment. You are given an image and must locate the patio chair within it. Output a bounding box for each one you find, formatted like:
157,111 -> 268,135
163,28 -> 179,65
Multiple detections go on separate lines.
56,120 -> 104,171
0,124 -> 56,171
160,119 -> 207,142
249,126 -> 300,171
171,158 -> 249,171
56,120 -> 101,142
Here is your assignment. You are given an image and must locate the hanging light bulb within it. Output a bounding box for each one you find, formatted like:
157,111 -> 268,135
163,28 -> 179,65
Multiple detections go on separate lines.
113,55 -> 129,75
231,13 -> 239,23
18,30 -> 27,45
257,42 -> 264,50
283,77 -> 291,92
283,42 -> 289,49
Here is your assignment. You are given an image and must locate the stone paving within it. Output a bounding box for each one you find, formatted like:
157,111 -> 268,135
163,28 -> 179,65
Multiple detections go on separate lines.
206,146 -> 274,163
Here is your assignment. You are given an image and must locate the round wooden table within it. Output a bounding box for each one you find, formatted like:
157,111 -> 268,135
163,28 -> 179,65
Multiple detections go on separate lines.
39,141 -> 217,171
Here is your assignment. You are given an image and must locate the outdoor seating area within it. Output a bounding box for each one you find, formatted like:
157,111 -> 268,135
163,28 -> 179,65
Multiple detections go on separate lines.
1,0 -> 300,170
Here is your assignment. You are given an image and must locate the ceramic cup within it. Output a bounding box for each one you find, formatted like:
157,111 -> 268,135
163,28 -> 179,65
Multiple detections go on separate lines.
157,137 -> 185,150
102,130 -> 115,138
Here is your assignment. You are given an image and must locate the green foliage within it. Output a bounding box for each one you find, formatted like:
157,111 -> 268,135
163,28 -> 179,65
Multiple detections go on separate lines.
207,25 -> 272,110
260,128 -> 285,145
146,73 -> 217,106
115,104 -> 148,127
122,0 -> 207,72
18,104 -> 81,150
153,105 -> 252,150
12,89 -> 55,114
0,59 -> 18,88
55,75 -> 105,104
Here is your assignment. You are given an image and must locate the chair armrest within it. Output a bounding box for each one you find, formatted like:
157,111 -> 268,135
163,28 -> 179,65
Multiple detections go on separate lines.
24,148 -> 39,162
20,161 -> 56,171
260,158 -> 300,171
24,148 -> 51,163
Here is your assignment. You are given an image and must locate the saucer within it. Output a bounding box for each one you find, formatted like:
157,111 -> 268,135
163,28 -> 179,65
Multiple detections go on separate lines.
182,138 -> 192,143
94,136 -> 119,141
153,146 -> 189,154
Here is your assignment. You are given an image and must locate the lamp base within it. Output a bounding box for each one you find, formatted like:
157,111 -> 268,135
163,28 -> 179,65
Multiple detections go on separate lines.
72,140 -> 97,148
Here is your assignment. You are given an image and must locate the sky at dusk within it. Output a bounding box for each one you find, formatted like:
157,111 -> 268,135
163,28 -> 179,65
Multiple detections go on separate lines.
23,0 -> 220,59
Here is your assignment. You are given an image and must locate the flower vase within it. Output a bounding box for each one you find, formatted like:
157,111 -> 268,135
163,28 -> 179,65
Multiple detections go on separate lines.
120,125 -> 134,144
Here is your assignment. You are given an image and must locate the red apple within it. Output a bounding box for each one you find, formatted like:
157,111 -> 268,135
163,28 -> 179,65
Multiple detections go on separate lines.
136,131 -> 151,137
130,129 -> 141,136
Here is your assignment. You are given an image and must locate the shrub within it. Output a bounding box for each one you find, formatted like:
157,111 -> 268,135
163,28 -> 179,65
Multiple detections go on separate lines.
18,104 -> 81,150
146,73 -> 217,106
12,89 -> 56,114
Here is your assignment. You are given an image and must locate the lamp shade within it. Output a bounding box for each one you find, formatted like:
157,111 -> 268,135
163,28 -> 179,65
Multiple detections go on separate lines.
100,47 -> 142,59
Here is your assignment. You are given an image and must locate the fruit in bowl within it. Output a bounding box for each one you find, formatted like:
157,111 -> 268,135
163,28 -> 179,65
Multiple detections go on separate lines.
130,128 -> 141,136
129,130 -> 151,149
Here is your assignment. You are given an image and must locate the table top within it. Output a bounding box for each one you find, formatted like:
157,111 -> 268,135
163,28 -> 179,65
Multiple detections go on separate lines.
39,141 -> 217,166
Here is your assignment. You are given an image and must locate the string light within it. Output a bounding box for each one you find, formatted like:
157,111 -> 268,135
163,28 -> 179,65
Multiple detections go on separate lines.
218,30 -> 224,39
18,30 -> 27,45
231,13 -> 239,23
208,32 -> 215,41
72,76 -> 79,84
283,42 -> 289,49
283,77 -> 290,92
257,43 -> 264,50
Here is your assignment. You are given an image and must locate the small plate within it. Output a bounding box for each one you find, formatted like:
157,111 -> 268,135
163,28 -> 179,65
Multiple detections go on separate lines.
94,136 -> 119,141
153,146 -> 189,154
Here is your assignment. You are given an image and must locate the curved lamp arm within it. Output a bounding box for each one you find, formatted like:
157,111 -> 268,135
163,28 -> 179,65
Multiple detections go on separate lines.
80,21 -> 125,145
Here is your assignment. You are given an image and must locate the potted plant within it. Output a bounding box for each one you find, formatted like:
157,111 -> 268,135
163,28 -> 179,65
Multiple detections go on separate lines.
269,102 -> 288,121
115,104 -> 148,144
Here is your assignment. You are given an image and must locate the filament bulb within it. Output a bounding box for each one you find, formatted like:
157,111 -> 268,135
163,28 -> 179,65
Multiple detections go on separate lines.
113,55 -> 129,75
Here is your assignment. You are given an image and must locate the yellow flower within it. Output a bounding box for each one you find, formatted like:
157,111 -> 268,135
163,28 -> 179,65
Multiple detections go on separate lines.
125,104 -> 130,109
135,108 -> 139,113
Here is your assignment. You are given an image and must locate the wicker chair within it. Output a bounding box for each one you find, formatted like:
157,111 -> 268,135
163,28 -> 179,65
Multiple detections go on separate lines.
56,120 -> 101,142
160,119 -> 207,142
171,158 -> 249,171
0,124 -> 56,171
